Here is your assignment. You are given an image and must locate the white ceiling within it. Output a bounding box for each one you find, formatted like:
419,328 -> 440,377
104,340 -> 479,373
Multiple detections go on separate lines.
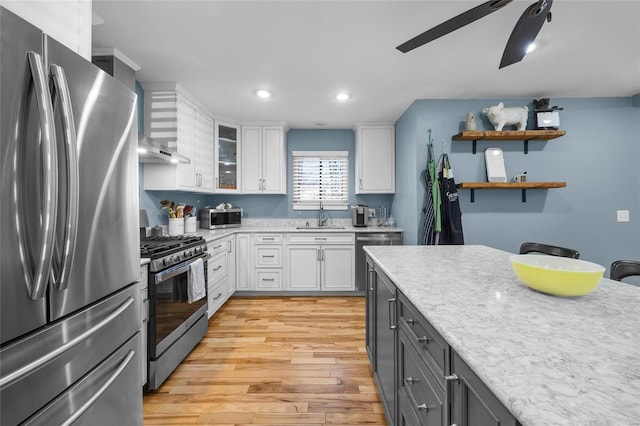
92,1 -> 640,129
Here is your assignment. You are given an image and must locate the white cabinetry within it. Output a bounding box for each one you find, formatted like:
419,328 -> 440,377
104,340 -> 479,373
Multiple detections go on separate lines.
139,264 -> 149,387
1,0 -> 92,59
253,234 -> 284,291
241,125 -> 286,194
215,121 -> 241,193
286,233 -> 355,291
235,234 -> 252,291
142,83 -> 214,192
355,124 -> 395,194
225,236 -> 236,297
206,236 -> 236,318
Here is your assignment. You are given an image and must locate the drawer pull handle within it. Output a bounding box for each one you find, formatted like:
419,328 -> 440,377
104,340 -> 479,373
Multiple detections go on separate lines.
262,255 -> 275,258
417,336 -> 430,344
213,266 -> 222,271
213,293 -> 222,300
214,244 -> 223,249
406,319 -> 415,325
262,278 -> 275,282
405,377 -> 418,384
416,403 -> 428,412
262,237 -> 275,241
445,374 -> 459,383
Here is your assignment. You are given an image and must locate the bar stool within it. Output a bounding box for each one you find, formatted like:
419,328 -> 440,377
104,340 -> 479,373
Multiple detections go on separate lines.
519,242 -> 580,259
610,260 -> 640,282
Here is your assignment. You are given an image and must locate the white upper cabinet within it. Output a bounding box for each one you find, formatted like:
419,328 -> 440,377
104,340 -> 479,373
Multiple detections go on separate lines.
142,83 -> 215,192
241,125 -> 286,194
355,124 -> 395,194
215,121 -> 241,193
1,0 -> 92,59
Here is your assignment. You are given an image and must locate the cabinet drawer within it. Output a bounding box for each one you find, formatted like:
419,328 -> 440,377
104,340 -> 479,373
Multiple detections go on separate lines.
286,233 -> 355,245
255,246 -> 282,267
398,328 -> 445,426
398,292 -> 448,390
208,276 -> 227,317
208,253 -> 227,283
255,270 -> 282,290
208,239 -> 228,257
255,234 -> 282,244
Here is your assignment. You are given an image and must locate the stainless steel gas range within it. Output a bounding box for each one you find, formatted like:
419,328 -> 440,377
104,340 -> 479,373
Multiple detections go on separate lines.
140,235 -> 209,391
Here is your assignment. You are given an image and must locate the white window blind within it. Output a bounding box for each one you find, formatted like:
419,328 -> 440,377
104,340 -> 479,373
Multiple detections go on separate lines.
292,151 -> 349,210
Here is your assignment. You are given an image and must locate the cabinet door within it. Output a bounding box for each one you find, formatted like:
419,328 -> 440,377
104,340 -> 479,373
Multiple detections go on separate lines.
321,245 -> 354,290
450,350 -> 519,426
195,110 -> 214,192
262,127 -> 285,194
241,126 -> 263,193
235,234 -> 251,291
356,125 -> 395,194
226,237 -> 236,297
365,257 -> 376,366
176,97 -> 197,188
215,122 -> 240,193
374,268 -> 397,425
286,246 -> 321,290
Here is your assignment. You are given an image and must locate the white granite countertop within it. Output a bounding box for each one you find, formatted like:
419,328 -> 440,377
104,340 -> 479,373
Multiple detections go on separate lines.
364,245 -> 640,426
189,219 -> 403,243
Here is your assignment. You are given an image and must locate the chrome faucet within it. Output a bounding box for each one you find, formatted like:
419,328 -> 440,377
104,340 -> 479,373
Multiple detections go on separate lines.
318,200 -> 328,227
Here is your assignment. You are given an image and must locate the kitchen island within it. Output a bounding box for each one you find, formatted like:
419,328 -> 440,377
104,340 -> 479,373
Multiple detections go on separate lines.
364,245 -> 640,426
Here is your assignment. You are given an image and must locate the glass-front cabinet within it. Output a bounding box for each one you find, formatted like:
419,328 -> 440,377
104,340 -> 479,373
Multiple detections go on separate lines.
215,121 -> 241,193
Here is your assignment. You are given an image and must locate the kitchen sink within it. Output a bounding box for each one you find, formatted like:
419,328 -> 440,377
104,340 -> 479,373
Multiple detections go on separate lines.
295,225 -> 346,230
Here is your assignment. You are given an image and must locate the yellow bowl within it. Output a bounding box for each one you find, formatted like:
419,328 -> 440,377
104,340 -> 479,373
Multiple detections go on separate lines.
510,254 -> 605,297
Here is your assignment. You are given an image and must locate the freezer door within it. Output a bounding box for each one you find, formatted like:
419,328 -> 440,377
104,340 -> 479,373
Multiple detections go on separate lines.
0,7 -> 51,344
0,284 -> 141,426
45,36 -> 140,320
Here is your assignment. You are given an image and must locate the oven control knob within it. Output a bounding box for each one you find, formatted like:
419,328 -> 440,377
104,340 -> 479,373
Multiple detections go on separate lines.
163,258 -> 171,266
185,250 -> 192,258
172,255 -> 181,263
195,247 -> 202,254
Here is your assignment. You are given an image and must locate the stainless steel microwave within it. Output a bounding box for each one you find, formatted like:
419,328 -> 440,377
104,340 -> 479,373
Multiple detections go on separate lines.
199,208 -> 242,229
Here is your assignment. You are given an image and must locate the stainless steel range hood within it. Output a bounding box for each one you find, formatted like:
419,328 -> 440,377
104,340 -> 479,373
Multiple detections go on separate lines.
138,134 -> 190,164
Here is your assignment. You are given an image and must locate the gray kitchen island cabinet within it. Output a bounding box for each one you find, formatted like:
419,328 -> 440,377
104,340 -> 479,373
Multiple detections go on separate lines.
365,252 -> 520,426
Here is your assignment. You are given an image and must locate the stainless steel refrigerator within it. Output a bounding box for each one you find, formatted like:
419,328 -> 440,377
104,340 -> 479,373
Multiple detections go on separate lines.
0,8 -> 142,425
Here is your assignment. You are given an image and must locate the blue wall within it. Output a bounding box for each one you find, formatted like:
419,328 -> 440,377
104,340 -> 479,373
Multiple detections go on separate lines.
393,97 -> 640,276
140,128 -> 394,225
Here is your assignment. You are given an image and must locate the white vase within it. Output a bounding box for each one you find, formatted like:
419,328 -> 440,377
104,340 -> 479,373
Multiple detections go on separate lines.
465,112 -> 476,131
184,216 -> 196,233
168,218 -> 184,236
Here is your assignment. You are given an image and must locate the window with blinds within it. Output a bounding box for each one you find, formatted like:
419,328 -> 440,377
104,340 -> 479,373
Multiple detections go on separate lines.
292,151 -> 349,210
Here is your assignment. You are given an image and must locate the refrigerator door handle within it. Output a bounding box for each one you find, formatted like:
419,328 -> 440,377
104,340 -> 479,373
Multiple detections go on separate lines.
49,64 -> 79,291
59,350 -> 136,426
0,296 -> 134,389
19,52 -> 58,301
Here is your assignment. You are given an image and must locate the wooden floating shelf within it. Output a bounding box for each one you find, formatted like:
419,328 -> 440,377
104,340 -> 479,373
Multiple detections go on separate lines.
452,130 -> 566,154
457,182 -> 567,203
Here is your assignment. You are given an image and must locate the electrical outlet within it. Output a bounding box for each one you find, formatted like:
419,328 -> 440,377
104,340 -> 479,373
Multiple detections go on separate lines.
368,208 -> 376,218
617,210 -> 630,223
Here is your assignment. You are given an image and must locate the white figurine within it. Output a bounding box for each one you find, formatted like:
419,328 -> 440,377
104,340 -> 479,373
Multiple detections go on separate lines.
465,112 -> 476,131
482,102 -> 528,131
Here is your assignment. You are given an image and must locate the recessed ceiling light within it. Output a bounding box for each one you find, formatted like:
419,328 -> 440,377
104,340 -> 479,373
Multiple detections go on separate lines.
254,89 -> 273,99
335,92 -> 351,102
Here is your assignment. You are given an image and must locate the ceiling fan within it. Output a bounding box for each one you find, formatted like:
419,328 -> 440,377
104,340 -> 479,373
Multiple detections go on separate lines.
396,0 -> 553,69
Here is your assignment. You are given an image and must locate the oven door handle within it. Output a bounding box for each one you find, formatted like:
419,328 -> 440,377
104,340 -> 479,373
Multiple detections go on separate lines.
155,253 -> 210,284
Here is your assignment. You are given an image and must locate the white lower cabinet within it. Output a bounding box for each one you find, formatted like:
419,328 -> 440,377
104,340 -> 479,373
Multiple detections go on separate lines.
253,234 -> 283,291
206,235 -> 236,318
139,264 -> 149,387
285,233 -> 355,291
236,233 -> 252,291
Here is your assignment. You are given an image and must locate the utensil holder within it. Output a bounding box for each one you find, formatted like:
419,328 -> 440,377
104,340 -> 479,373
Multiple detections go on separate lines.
168,218 -> 184,236
184,216 -> 197,233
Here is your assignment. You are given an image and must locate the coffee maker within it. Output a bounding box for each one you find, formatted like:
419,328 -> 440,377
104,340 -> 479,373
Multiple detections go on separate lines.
351,205 -> 369,227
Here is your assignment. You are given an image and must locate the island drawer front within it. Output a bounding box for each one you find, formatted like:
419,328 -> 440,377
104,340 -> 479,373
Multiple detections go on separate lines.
286,233 -> 355,245
398,328 -> 445,426
255,246 -> 282,267
398,291 -> 448,389
255,234 -> 283,244
398,388 -> 422,426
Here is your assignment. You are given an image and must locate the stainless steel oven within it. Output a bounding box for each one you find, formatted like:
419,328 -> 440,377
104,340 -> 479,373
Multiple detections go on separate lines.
140,235 -> 209,391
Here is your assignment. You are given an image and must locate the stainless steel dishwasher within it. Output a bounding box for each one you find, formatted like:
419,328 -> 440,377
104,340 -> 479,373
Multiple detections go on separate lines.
355,232 -> 403,292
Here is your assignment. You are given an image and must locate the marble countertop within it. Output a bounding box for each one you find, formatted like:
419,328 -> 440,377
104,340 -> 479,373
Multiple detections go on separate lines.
364,245 -> 640,426
190,219 -> 403,243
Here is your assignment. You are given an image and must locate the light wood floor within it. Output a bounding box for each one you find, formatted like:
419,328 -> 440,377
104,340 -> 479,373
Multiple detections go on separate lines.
144,296 -> 386,425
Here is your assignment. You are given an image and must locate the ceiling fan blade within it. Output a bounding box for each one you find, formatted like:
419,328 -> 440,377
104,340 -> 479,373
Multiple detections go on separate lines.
499,0 -> 553,68
397,0 -> 514,53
